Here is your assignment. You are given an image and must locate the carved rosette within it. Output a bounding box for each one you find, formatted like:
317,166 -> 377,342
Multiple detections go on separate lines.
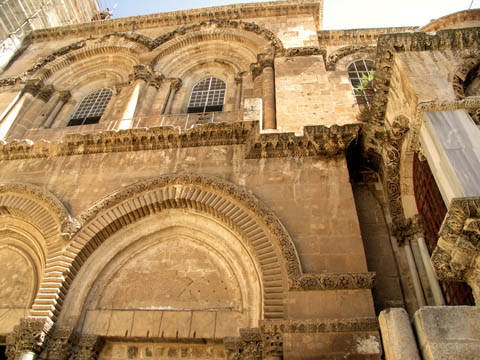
431,197 -> 480,298
6,317 -> 52,359
69,334 -> 104,360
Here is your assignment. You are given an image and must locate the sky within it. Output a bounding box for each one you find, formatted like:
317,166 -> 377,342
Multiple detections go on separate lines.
104,0 -> 480,30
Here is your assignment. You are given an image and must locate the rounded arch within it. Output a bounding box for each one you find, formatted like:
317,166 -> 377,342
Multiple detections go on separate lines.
326,45 -> 376,71
452,55 -> 480,100
23,33 -> 152,80
150,20 -> 283,70
34,174 -> 302,324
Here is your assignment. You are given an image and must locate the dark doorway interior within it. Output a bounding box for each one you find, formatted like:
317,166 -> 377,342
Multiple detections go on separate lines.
0,345 -> 7,360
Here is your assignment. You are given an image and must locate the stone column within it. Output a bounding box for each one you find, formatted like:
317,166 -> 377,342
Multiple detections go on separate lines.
162,78 -> 182,115
404,241 -> 427,307
118,65 -> 153,130
234,72 -> 245,111
136,74 -> 164,120
262,64 -> 276,130
379,308 -> 421,360
43,91 -> 71,128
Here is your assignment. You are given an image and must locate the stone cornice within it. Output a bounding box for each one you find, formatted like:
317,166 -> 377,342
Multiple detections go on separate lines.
245,123 -> 361,159
27,1 -> 323,43
317,27 -> 416,46
0,121 -> 360,161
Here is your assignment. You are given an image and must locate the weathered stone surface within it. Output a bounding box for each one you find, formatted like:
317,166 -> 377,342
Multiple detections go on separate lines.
414,306 -> 480,360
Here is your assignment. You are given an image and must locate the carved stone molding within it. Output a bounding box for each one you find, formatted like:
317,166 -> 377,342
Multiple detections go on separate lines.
282,46 -> 325,58
6,317 -> 52,359
259,318 -> 379,334
224,329 -> 263,360
0,122 -> 359,161
290,272 -> 376,291
431,197 -> 480,284
245,123 -> 361,159
0,76 -> 22,87
325,45 -> 376,71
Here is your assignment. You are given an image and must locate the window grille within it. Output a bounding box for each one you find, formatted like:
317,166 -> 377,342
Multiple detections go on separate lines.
187,77 -> 226,114
347,59 -> 375,107
413,153 -> 475,305
68,88 -> 112,126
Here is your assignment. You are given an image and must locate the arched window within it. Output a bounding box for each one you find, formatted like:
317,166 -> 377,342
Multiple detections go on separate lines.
68,88 -> 112,126
347,59 -> 375,106
187,77 -> 226,114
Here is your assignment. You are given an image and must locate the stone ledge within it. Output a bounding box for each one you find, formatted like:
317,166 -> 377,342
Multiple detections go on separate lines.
0,121 -> 360,160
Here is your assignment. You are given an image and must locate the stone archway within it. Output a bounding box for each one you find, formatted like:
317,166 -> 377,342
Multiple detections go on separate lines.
37,174 -> 302,331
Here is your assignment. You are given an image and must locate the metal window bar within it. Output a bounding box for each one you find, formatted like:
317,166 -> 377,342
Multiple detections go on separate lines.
413,153 -> 475,305
68,88 -> 112,126
347,59 -> 375,107
187,77 -> 226,114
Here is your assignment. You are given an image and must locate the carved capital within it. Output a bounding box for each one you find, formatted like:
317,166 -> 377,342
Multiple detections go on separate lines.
250,52 -> 275,80
59,90 -> 72,103
149,73 -> 165,89
38,85 -> 55,102
393,215 -> 425,245
431,197 -> 480,284
169,78 -> 182,92
132,64 -> 153,82
24,79 -> 44,97
235,71 -> 247,84
6,317 -> 52,359
239,328 -> 263,359
70,334 -> 104,360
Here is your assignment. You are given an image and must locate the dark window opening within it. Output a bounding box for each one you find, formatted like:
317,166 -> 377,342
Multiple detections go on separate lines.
68,88 -> 112,126
187,77 -> 226,114
0,345 -> 6,360
347,59 -> 375,107
413,153 -> 475,305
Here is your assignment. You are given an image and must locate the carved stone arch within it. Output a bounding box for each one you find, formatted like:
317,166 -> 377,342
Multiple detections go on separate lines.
0,183 -> 75,334
326,45 -> 377,71
23,33 -> 150,81
33,174 -> 302,323
150,20 -> 284,69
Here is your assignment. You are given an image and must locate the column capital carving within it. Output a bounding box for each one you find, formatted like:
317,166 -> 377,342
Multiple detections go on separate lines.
393,215 -> 425,245
250,53 -> 275,80
38,85 -> 55,102
132,64 -> 154,83
431,197 -> 480,286
6,317 -> 52,359
235,71 -> 247,84
168,78 -> 182,92
23,79 -> 44,97
59,90 -> 72,103
149,73 -> 165,89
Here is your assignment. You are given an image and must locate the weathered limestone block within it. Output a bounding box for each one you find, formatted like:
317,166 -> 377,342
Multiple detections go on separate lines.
414,306 -> 480,360
379,308 -> 420,360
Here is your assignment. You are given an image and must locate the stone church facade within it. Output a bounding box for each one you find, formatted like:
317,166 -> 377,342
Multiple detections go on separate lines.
0,0 -> 479,359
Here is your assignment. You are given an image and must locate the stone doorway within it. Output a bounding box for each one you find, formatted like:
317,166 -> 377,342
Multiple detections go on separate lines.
99,340 -> 226,359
